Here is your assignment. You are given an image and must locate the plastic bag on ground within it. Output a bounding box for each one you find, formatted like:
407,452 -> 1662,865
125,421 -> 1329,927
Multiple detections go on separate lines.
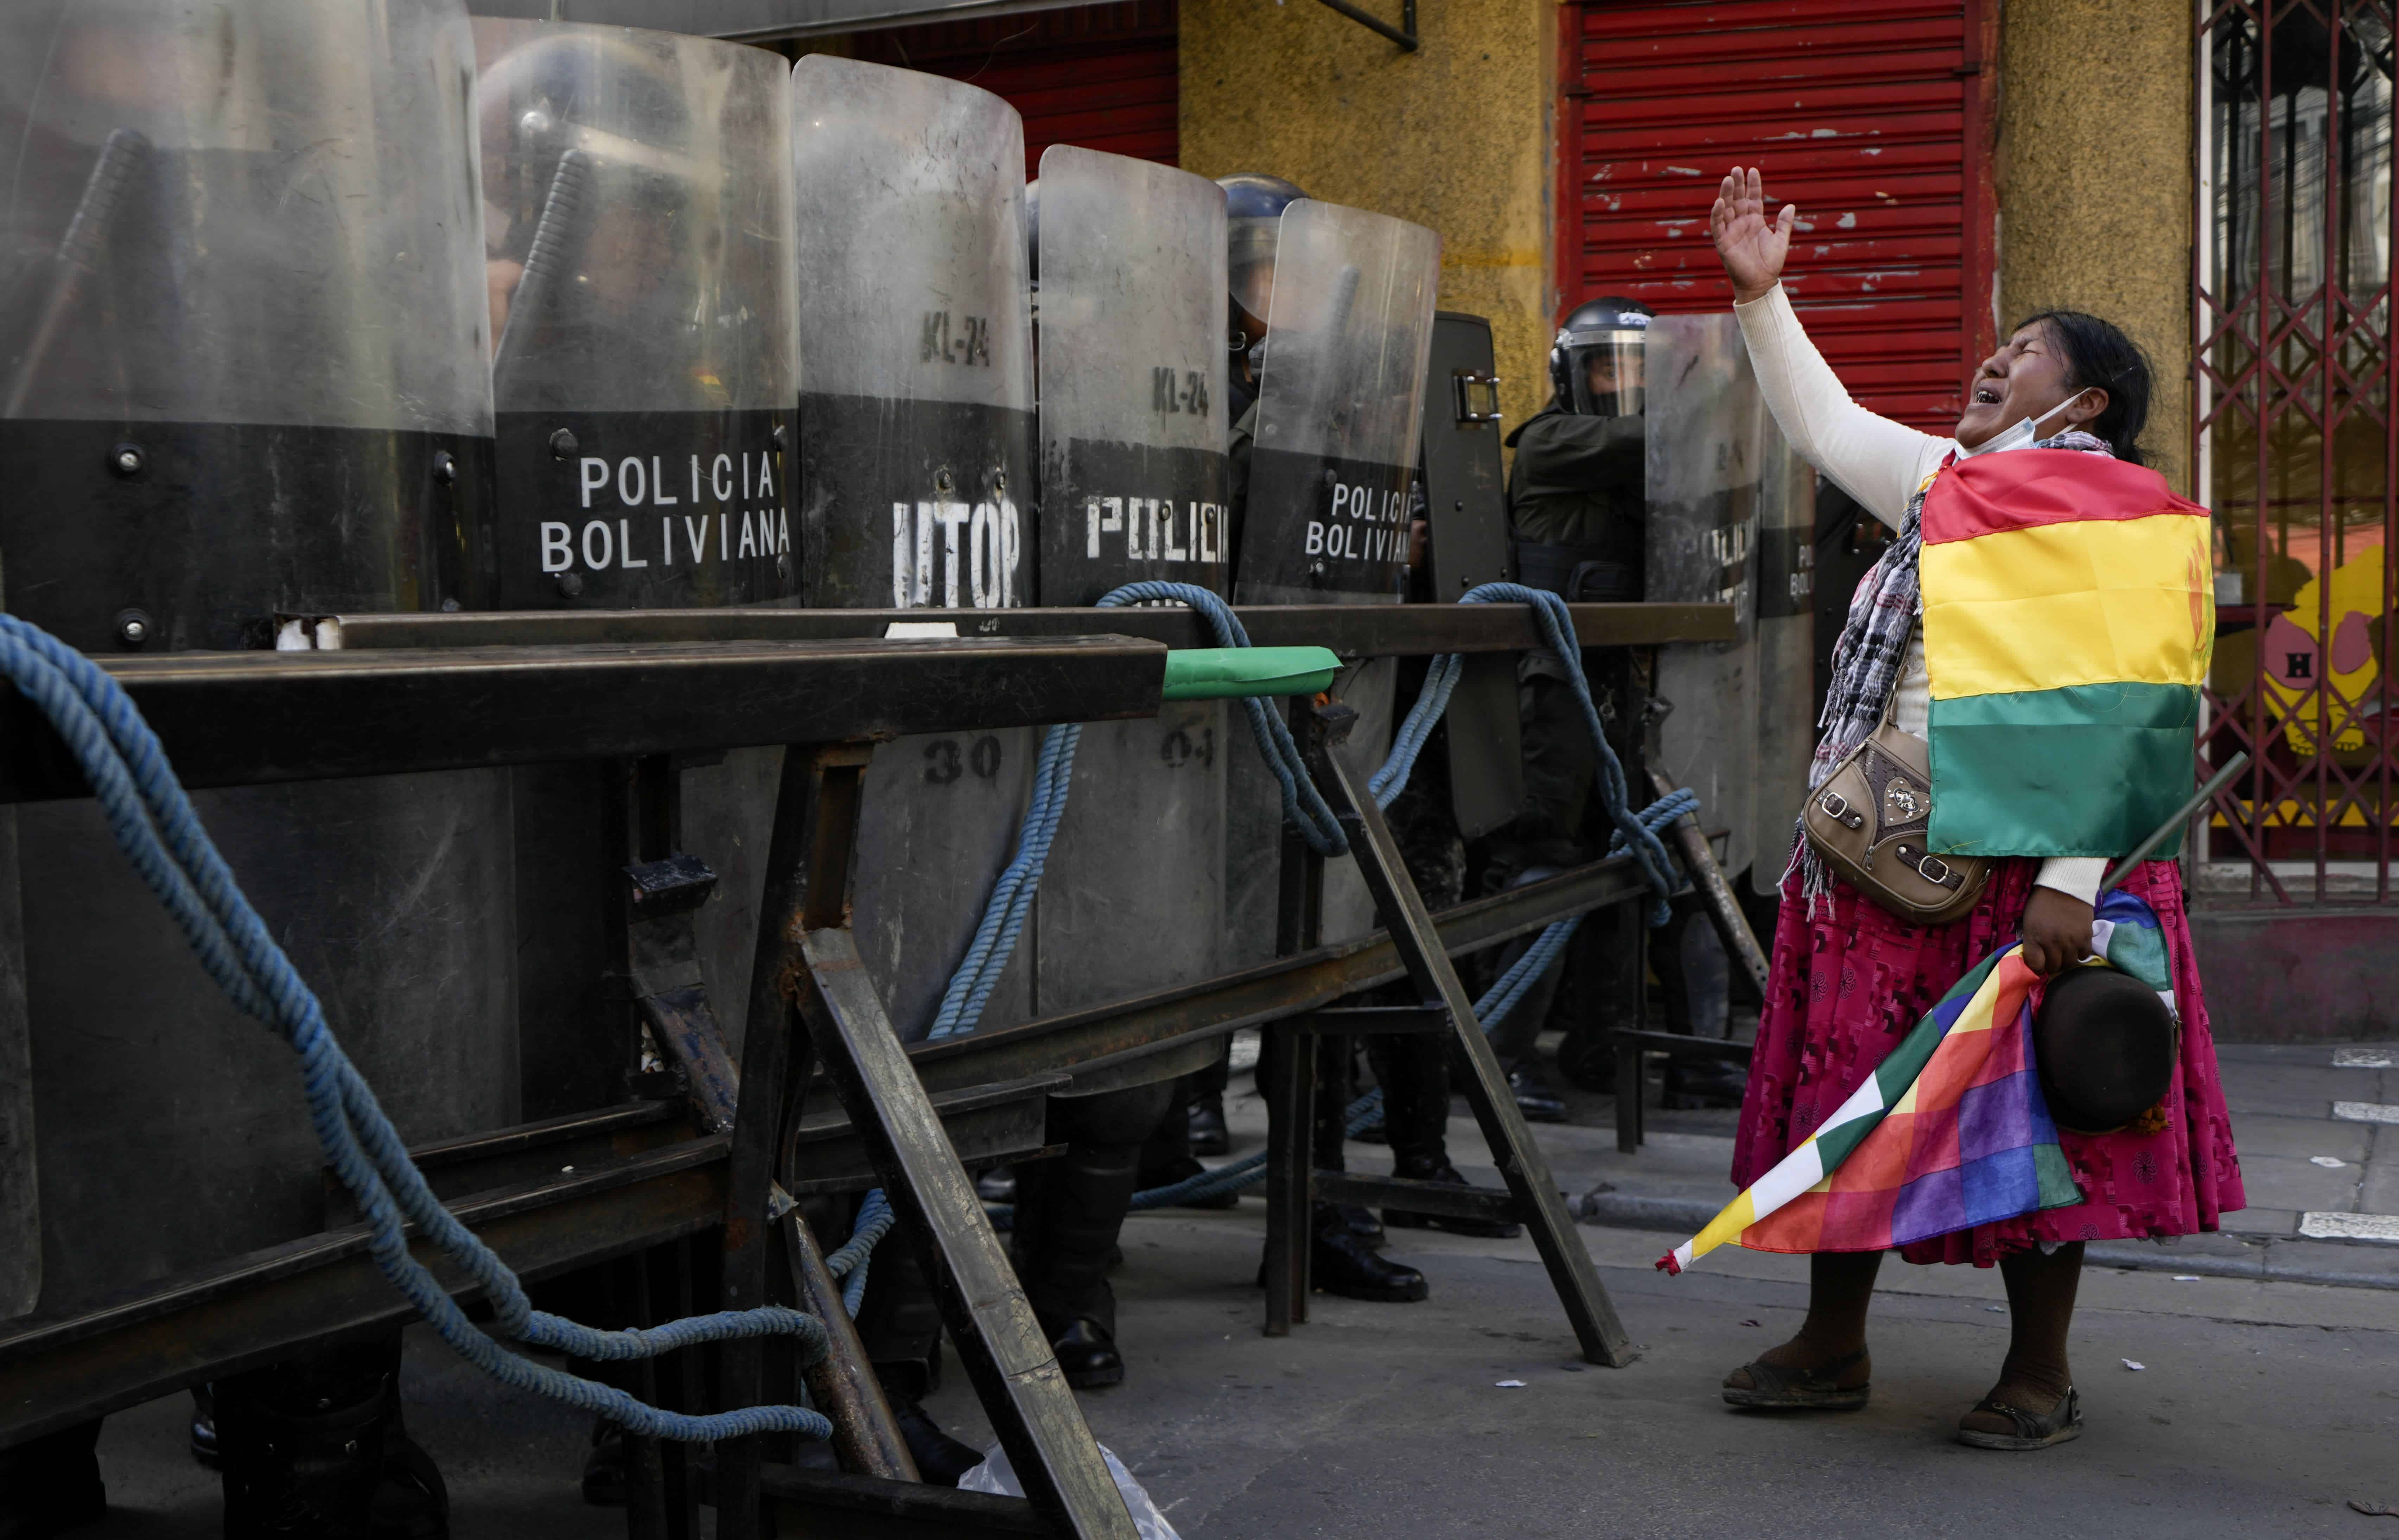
956,1441 -> 1181,1539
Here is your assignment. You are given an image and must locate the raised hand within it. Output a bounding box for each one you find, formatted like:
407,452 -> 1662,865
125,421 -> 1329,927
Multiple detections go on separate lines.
1709,166 -> 1793,304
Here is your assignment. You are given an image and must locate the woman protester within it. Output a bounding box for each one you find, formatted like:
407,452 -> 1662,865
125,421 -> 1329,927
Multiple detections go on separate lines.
1704,168 -> 2244,1449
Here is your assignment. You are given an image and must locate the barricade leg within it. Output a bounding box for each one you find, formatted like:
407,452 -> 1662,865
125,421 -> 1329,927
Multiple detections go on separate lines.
1304,703 -> 1638,1368
1260,1020 -> 1317,1335
789,754 -> 1141,1540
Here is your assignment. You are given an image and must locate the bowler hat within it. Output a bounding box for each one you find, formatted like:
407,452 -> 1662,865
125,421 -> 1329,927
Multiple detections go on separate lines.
2032,961 -> 2179,1135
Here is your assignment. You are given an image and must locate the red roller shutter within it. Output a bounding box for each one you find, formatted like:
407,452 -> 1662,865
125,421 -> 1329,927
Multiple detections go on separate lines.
852,1 -> 1178,179
1558,0 -> 1996,433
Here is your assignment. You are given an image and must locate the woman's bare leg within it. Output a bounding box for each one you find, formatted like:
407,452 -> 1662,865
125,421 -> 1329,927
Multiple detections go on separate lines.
1723,1249 -> 1882,1391
1960,1241 -> 2082,1430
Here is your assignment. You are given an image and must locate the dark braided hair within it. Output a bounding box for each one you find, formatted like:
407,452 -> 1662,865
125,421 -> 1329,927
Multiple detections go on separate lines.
2014,309 -> 2153,467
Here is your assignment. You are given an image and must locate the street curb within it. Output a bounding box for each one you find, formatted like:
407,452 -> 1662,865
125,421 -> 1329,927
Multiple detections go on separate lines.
1571,1191 -> 2399,1293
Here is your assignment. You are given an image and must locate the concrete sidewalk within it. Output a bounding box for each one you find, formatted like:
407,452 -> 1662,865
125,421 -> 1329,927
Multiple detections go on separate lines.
1566,1040 -> 2399,1290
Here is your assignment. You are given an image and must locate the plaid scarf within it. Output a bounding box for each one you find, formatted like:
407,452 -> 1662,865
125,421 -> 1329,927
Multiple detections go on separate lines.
1790,429 -> 2116,905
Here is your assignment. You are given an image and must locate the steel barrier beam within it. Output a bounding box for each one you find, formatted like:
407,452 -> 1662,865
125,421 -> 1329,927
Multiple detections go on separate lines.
324,601 -> 1733,657
0,635 -> 1166,803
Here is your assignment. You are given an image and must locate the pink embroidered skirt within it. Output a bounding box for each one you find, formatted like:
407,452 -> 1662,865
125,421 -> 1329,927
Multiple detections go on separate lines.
1730,858 -> 2245,1266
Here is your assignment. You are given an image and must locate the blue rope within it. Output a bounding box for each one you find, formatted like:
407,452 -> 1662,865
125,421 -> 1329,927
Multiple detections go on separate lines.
925,582 -> 1340,1044
1382,583 -> 1684,927
824,1188 -> 894,1318
0,614 -> 830,1443
960,585 -> 1690,1232
1116,782 -> 1699,1210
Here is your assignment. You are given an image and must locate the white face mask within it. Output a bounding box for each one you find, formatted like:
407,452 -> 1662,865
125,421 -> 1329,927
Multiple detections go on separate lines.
1957,390 -> 2088,458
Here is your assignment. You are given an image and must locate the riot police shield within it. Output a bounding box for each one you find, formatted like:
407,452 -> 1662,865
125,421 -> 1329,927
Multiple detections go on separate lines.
1751,416 -> 1816,893
1034,145 -> 1228,603
1235,201 -> 1440,606
0,0 -> 514,1320
0,0 -> 495,647
1644,313 -> 1765,882
791,56 -> 1035,611
1031,146 -> 1230,1032
792,57 -> 1039,1041
1418,310 -> 1522,840
477,19 -> 797,609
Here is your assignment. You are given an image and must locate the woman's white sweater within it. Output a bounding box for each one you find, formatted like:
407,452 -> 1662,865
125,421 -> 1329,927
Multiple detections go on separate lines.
1732,283 -> 2106,905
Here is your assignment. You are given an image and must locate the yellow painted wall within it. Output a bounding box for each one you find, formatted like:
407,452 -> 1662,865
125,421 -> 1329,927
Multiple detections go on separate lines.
1180,0 -> 1559,433
1996,0 -> 2194,491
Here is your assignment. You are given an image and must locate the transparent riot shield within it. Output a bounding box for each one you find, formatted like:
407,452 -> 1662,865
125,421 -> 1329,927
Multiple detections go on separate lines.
1236,202 -> 1441,606
1034,145 -> 1228,603
1030,147 -> 1230,1032
1646,313 -> 1766,882
1751,418 -> 1816,893
0,0 -> 515,1321
791,55 -> 1036,611
0,0 -> 495,648
477,20 -> 797,609
792,58 -> 1039,1039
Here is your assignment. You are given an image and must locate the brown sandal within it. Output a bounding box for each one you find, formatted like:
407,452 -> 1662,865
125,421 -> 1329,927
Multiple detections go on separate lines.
1957,1386 -> 2082,1450
1720,1346 -> 1870,1411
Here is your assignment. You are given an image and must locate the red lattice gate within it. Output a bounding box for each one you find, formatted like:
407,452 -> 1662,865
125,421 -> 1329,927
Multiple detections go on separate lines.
2197,0 -> 2399,903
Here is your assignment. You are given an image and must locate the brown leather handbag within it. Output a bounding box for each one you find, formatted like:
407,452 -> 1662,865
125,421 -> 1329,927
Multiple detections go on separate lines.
1802,695 -> 1991,925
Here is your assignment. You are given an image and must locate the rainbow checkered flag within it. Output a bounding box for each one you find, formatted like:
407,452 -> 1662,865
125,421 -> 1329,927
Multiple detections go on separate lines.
1657,891 -> 2174,1274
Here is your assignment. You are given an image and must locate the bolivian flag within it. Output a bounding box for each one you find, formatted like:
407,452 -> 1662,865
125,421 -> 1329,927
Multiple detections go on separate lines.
1917,450 -> 2214,858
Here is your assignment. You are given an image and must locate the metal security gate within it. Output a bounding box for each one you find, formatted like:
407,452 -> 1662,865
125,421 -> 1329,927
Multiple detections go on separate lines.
2197,0 -> 2399,903
1558,0 -> 1998,432
849,0 -> 1178,176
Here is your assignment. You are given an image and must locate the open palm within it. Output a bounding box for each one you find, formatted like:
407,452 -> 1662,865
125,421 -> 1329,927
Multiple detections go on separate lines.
1709,166 -> 1793,302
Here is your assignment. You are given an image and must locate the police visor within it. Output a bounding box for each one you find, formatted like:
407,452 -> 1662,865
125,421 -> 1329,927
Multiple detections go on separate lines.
1560,328 -> 1644,417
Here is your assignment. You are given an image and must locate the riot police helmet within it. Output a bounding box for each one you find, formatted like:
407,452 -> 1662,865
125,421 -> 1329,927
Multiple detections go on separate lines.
1218,172 -> 1308,363
477,28 -> 693,269
1549,295 -> 1653,418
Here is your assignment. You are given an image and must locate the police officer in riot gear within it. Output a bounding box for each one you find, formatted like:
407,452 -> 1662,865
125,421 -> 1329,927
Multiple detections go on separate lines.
1508,296 -> 1653,600
1497,296 -> 1744,1107
1159,170 -> 1311,1164
1209,173 -> 1512,1297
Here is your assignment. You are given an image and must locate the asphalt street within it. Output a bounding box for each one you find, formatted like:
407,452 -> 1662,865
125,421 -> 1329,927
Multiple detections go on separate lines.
69,1042 -> 2399,1538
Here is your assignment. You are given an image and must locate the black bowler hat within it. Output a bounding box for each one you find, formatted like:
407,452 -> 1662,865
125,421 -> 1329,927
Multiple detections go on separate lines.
2032,962 -> 2180,1136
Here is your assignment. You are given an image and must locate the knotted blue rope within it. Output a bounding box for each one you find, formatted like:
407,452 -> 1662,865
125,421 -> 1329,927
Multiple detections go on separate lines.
925,581 -> 1341,1043
1381,583 -> 1684,927
0,614 -> 830,1443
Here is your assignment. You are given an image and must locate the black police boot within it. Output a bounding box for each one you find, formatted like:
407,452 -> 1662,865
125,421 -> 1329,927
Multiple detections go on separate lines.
1050,1319 -> 1125,1390
1508,1061 -> 1570,1123
887,1397 -> 986,1487
215,1344 -> 448,1540
1662,1058 -> 1749,1110
1373,1032 -> 1514,1236
1557,1031 -> 1616,1093
0,1419 -> 104,1540
1013,1086 -> 1167,1391
1186,1091 -> 1229,1156
1383,1154 -> 1522,1239
579,1419 -> 624,1507
1331,1199 -> 1385,1248
1309,1203 -> 1426,1302
191,1385 -> 220,1468
975,1165 -> 1017,1203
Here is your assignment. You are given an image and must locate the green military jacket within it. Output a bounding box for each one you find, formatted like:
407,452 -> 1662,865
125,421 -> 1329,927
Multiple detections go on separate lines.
1504,406 -> 1645,555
